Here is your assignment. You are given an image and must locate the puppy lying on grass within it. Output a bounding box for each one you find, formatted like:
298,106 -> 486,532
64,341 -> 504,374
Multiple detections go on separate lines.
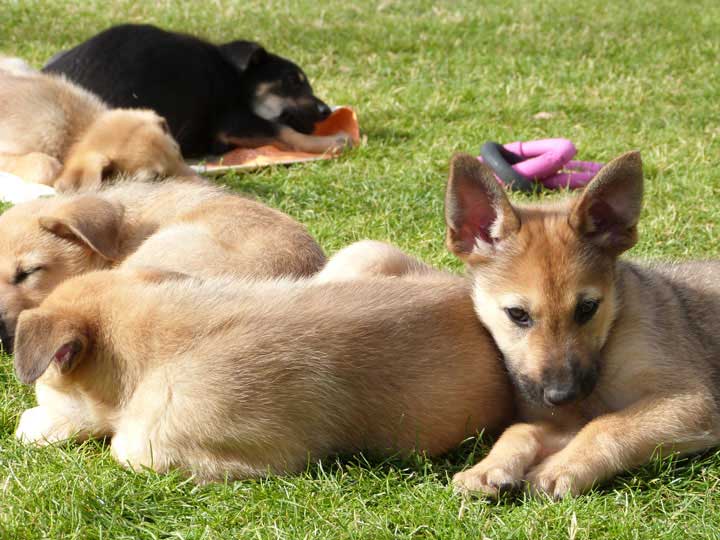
13,262 -> 513,482
446,152 -> 720,498
0,178 -> 325,354
0,56 -> 192,191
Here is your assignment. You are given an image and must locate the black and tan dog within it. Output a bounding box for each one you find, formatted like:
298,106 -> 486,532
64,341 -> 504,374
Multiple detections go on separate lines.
44,24 -> 350,158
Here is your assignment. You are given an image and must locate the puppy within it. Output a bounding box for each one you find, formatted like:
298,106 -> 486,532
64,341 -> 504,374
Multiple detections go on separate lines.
13,267 -> 513,483
0,179 -> 325,353
44,24 -> 350,158
0,61 -> 193,190
445,152 -> 720,498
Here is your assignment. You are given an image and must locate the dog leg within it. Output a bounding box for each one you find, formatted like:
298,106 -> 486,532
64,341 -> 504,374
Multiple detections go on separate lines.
315,240 -> 437,283
0,152 -> 62,184
453,422 -> 572,496
15,406 -> 81,445
277,126 -> 352,154
111,430 -> 153,471
525,392 -> 719,499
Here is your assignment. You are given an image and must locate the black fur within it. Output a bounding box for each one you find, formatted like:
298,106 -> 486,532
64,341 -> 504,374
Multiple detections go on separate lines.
43,24 -> 332,158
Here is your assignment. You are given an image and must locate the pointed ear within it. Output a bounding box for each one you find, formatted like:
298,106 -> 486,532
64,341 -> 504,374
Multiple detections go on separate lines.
54,152 -> 114,192
38,195 -> 125,261
13,309 -> 88,385
445,153 -> 521,260
569,151 -> 643,255
219,40 -> 268,71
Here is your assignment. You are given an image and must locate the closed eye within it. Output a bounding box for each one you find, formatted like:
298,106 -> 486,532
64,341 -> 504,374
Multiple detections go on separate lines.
14,266 -> 43,285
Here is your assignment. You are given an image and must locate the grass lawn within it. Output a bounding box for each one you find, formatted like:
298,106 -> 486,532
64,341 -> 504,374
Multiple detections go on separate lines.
2,0 -> 720,538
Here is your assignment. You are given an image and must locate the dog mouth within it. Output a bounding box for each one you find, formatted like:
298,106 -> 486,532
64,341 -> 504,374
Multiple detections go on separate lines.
508,366 -> 598,408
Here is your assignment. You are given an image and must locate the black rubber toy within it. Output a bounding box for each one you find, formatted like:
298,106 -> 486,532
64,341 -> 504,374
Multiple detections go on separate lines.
479,141 -> 536,192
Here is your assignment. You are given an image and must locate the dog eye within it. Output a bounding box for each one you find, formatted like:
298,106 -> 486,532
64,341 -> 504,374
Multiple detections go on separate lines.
13,266 -> 43,285
575,299 -> 600,324
158,118 -> 170,134
505,307 -> 532,328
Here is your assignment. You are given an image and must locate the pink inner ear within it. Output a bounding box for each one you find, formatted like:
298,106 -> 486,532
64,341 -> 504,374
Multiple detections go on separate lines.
464,197 -> 497,245
588,199 -> 622,236
54,342 -> 76,367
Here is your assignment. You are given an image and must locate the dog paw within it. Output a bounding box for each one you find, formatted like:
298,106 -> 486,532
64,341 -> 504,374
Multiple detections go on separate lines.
525,460 -> 585,499
452,461 -> 523,497
15,406 -> 68,445
334,132 -> 354,149
15,153 -> 62,185
323,132 -> 353,154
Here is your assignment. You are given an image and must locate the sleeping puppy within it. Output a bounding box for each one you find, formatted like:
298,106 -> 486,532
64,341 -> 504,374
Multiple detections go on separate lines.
0,61 -> 193,190
44,24 -> 351,158
0,179 -> 325,354
13,268 -> 512,482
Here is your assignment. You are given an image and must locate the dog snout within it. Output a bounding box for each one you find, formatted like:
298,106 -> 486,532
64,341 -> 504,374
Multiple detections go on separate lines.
0,316 -> 13,355
541,355 -> 598,407
316,100 -> 331,119
543,383 -> 579,406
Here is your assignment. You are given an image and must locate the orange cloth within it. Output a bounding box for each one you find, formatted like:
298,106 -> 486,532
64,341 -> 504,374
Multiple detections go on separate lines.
197,107 -> 359,174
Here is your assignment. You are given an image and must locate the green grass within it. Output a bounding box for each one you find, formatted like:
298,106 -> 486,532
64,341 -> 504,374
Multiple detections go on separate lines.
1,0 -> 720,538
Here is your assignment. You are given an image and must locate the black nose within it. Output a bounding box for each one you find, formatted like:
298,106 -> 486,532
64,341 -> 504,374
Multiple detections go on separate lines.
543,384 -> 579,406
0,317 -> 13,355
316,101 -> 331,119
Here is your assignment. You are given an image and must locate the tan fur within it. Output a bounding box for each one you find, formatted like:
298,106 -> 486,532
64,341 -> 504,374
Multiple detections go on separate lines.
314,240 -> 440,283
446,152 -> 720,498
0,179 -> 325,350
13,265 -> 513,482
0,61 -> 193,189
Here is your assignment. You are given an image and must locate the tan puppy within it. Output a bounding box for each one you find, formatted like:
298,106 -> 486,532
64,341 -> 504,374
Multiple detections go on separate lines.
0,59 -> 193,190
445,152 -> 720,498
0,179 -> 325,352
13,268 -> 513,482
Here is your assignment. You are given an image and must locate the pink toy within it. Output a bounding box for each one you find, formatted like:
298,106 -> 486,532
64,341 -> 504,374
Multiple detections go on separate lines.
478,139 -> 604,191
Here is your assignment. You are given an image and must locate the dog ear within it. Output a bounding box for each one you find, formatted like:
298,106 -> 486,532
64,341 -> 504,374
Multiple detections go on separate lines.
38,195 -> 125,262
445,153 -> 520,260
13,309 -> 88,385
569,151 -> 643,255
219,40 -> 268,71
54,152 -> 115,192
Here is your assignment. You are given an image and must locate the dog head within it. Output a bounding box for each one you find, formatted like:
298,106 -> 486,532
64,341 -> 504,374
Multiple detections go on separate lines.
445,152 -> 643,407
0,195 -> 123,353
55,109 -> 195,192
220,41 -> 331,134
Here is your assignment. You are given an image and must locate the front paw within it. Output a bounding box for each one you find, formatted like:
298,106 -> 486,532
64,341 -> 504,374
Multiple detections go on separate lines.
331,132 -> 354,151
525,458 -> 588,499
15,153 -> 62,185
453,459 -> 524,497
15,406 -> 67,445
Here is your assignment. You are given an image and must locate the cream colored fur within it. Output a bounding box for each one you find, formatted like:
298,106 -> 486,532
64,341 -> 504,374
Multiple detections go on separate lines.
0,58 -> 193,189
0,178 -> 325,351
14,259 -> 513,482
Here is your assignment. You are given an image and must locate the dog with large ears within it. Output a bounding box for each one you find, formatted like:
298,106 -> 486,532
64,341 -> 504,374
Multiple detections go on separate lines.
446,152 -> 720,498
13,268 -> 513,482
